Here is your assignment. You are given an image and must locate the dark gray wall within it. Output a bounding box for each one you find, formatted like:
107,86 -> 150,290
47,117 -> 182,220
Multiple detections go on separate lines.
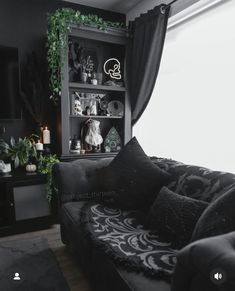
0,0 -> 125,141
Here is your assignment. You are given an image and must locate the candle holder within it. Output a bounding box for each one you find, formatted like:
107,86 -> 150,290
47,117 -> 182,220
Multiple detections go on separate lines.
44,144 -> 51,154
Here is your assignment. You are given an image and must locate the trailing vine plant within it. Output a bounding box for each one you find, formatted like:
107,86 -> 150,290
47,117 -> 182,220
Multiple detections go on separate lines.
37,154 -> 59,202
47,8 -> 124,104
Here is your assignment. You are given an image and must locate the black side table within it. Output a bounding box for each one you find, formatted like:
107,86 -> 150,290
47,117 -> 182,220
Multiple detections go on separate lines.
0,171 -> 52,236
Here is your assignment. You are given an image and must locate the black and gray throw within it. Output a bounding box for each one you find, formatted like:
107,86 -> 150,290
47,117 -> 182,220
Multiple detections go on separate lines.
81,202 -> 178,278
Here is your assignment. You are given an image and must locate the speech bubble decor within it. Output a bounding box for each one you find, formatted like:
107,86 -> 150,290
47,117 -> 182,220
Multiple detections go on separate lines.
103,58 -> 122,80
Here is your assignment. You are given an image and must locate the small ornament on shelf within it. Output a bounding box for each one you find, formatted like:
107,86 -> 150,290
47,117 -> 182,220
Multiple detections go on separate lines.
81,119 -> 103,153
90,99 -> 97,116
74,97 -> 83,116
96,72 -> 103,85
107,100 -> 124,117
80,54 -> 96,83
90,72 -> 98,85
81,71 -> 88,83
71,92 -> 84,116
86,106 -> 91,116
99,97 -> 108,116
104,127 -> 122,152
70,135 -> 81,153
25,163 -> 37,173
103,58 -> 122,80
103,80 -> 124,87
0,160 -> 11,174
105,145 -> 111,153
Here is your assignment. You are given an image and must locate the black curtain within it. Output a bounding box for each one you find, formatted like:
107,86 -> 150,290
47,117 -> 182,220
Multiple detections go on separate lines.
129,5 -> 170,125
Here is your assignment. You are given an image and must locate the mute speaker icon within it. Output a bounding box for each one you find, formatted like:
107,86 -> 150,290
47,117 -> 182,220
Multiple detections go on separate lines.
210,268 -> 226,285
214,272 -> 222,280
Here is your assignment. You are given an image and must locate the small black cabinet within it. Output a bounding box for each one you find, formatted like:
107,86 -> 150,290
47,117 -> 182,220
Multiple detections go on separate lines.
0,172 -> 51,236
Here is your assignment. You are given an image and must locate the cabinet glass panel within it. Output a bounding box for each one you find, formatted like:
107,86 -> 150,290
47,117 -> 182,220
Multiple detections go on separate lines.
13,184 -> 50,221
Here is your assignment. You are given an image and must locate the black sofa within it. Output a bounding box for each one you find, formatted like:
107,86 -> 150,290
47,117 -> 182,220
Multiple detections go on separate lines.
53,157 -> 235,291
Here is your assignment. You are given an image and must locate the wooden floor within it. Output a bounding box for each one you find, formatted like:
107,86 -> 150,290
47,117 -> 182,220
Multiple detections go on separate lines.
0,224 -> 92,291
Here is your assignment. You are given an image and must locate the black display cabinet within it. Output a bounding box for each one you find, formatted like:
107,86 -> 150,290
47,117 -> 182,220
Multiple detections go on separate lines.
58,25 -> 132,161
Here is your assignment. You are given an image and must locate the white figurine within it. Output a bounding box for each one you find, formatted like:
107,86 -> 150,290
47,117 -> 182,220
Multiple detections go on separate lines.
90,99 -> 97,116
85,119 -> 103,147
74,98 -> 83,115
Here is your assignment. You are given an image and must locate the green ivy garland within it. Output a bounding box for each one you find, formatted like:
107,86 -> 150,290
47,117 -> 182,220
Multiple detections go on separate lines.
47,8 -> 124,104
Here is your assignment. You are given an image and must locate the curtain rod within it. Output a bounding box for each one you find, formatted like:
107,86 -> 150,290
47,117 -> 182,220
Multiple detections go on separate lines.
167,0 -> 228,30
160,0 -> 179,14
166,0 -> 179,8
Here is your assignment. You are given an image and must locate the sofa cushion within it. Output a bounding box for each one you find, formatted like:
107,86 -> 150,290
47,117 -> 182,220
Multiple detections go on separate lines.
94,249 -> 172,291
104,137 -> 170,211
53,158 -> 113,203
112,265 -> 171,291
192,186 -> 235,241
146,187 -> 209,246
60,201 -> 96,279
61,201 -> 87,225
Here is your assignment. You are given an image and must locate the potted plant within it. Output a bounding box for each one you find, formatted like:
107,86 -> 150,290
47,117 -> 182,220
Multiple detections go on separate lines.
80,56 -> 94,83
0,135 -> 59,202
0,135 -> 38,170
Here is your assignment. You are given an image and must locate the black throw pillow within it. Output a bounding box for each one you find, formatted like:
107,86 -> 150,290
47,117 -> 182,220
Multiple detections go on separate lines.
104,137 -> 171,211
191,186 -> 235,241
52,159 -> 116,203
146,187 -> 209,246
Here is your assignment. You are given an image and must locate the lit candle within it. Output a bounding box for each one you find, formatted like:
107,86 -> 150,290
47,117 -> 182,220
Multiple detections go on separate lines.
43,126 -> 50,144
36,140 -> 43,151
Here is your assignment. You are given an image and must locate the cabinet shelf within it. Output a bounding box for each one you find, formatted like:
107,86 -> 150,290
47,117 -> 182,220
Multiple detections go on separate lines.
69,115 -> 123,119
69,82 -> 126,92
61,152 -> 118,161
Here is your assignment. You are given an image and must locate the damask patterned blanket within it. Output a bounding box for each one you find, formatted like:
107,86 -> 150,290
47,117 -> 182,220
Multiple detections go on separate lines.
151,157 -> 235,202
80,202 -> 178,278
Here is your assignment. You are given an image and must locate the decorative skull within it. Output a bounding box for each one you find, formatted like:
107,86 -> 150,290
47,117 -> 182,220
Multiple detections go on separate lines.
74,97 -> 82,115
103,58 -> 121,80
